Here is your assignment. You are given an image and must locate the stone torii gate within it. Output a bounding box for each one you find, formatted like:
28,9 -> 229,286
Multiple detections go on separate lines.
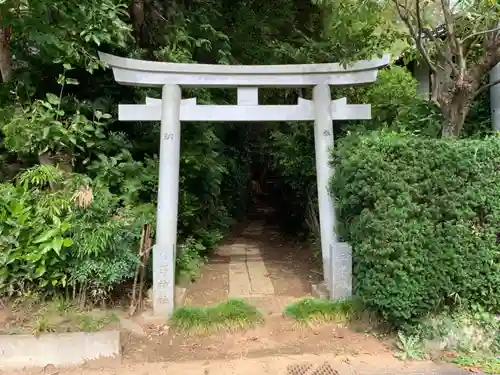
99,52 -> 390,316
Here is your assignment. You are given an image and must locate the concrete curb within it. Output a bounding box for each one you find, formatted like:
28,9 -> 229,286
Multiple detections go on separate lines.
0,330 -> 120,369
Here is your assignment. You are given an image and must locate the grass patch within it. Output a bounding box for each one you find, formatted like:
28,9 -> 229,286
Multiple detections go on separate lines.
441,353 -> 500,374
283,297 -> 356,325
169,299 -> 264,333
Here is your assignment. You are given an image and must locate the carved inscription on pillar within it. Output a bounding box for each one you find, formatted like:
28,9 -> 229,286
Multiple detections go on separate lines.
153,245 -> 175,314
330,242 -> 353,300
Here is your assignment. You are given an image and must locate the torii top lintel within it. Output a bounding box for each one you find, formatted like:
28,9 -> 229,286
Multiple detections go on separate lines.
98,52 -> 390,88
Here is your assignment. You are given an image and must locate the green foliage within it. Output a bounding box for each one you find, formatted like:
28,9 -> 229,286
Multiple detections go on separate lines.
0,166 -> 76,291
395,331 -> 426,360
397,305 -> 499,373
268,66 -> 443,235
463,85 -> 493,137
176,237 -> 206,284
445,356 -> 500,375
0,164 -> 147,299
269,123 -> 316,233
5,0 -> 132,73
345,66 -> 443,136
3,89 -> 109,158
311,0 -> 403,63
332,131 -> 500,326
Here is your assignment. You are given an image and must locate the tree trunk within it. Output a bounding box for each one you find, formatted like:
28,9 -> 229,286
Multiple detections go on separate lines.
0,24 -> 12,82
130,0 -> 145,46
440,95 -> 472,137
56,151 -> 73,173
436,67 -> 479,138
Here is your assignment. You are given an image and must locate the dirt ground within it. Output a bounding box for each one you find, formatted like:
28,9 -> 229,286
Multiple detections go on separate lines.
0,218 -> 471,375
122,318 -> 394,362
5,353 -> 470,375
182,220 -> 322,308
0,299 -> 119,335
120,218 -> 394,363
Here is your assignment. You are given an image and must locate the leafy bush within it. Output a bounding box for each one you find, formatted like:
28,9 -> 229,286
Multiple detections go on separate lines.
332,131 -> 500,326
268,66 -> 444,236
0,164 -> 149,300
0,70 -> 250,300
344,66 -> 443,136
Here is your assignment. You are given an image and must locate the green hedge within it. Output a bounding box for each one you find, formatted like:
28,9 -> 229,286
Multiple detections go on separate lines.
331,131 -> 500,327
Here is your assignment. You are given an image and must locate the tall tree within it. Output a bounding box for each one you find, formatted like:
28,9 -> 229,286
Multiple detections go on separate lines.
311,0 -> 404,63
392,0 -> 499,137
0,0 -> 132,83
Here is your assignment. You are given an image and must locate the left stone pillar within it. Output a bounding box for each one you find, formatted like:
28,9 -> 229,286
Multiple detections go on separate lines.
153,84 -> 181,316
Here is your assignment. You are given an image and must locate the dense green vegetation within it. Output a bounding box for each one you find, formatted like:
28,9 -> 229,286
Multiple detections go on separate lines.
333,132 -> 500,326
0,0 -> 408,301
0,0 -> 498,359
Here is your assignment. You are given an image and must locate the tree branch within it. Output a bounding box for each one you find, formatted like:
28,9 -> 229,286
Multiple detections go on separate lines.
393,0 -> 436,73
469,38 -> 500,99
473,78 -> 500,100
440,0 -> 463,75
462,25 -> 500,43
464,33 -> 482,60
410,1 -> 458,76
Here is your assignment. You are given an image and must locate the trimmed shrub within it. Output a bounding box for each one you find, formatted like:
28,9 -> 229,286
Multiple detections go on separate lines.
331,131 -> 500,327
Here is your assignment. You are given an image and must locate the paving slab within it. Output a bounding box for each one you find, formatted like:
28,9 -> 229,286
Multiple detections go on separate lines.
246,246 -> 275,295
228,241 -> 275,298
245,296 -> 297,315
229,260 -> 252,297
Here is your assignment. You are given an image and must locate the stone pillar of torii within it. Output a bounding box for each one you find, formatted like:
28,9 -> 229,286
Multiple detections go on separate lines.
99,52 -> 390,316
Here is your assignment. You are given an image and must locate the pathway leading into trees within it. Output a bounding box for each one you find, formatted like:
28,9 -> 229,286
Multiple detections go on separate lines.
114,208 -> 471,375
8,215 -> 469,375
121,213 -> 398,362
185,217 -> 317,315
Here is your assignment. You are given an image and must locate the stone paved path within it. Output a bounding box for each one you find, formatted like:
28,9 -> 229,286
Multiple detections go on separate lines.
229,222 -> 275,297
116,219 -> 469,375
183,219 -> 316,314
